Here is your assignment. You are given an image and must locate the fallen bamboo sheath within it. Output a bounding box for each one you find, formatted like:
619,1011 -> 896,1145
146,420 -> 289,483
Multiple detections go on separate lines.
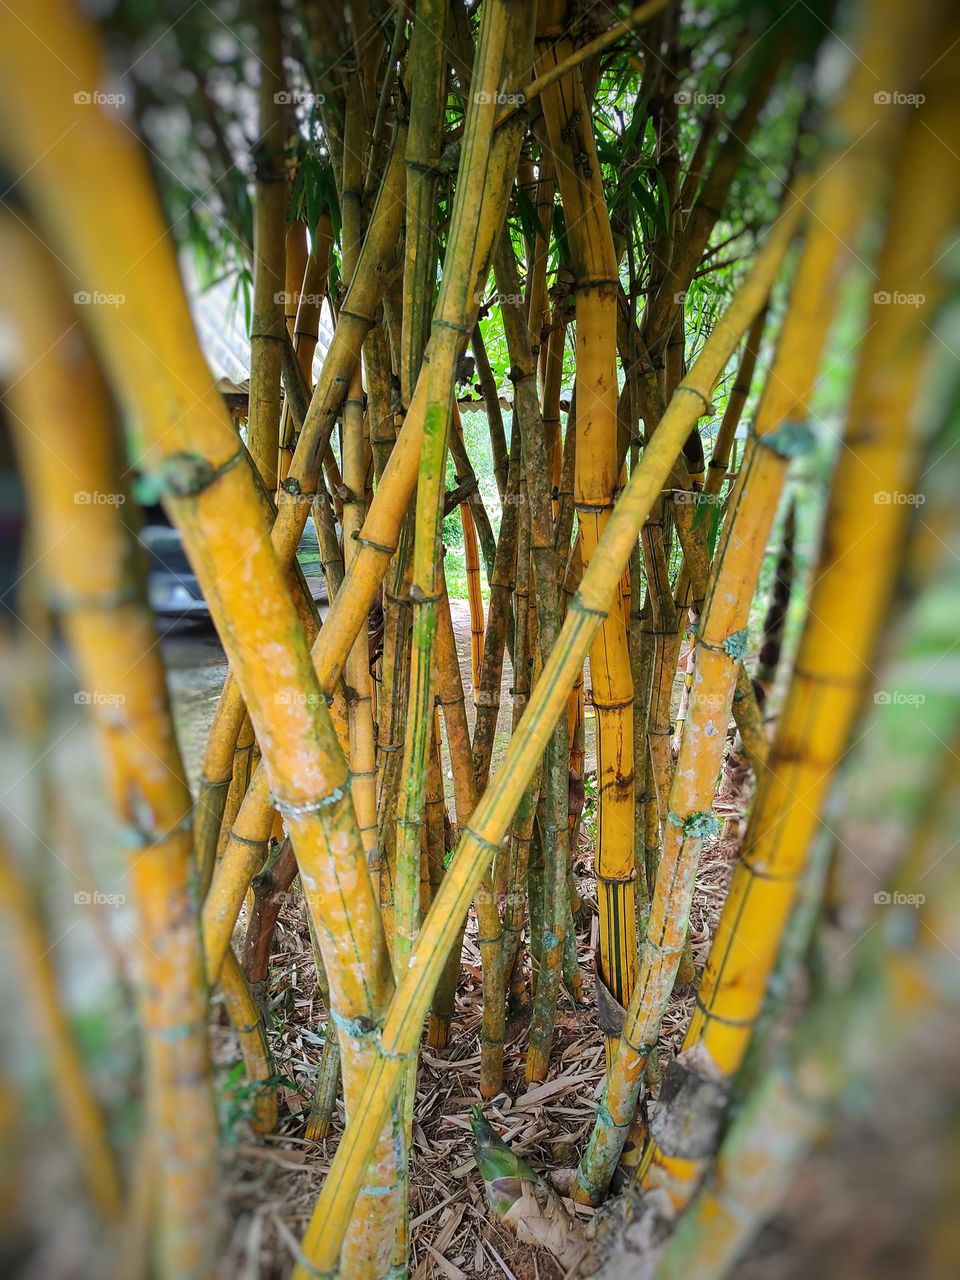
292,180 -> 806,1277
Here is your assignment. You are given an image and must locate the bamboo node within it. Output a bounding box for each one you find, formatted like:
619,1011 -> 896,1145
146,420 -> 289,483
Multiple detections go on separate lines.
433,316 -> 475,337
570,593 -> 609,620
353,531 -> 395,555
272,785 -> 348,818
156,448 -> 243,498
693,991 -> 757,1027
675,384 -> 715,416
463,825 -> 506,856
327,1008 -> 380,1040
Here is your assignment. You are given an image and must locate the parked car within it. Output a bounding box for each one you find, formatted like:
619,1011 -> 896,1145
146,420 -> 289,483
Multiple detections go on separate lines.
140,515 -> 328,620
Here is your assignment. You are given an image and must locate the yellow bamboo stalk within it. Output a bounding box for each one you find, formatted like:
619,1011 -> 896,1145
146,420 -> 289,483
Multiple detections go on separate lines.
0,5 -> 406,1264
672,499 -> 767,772
340,78 -> 379,866
538,15 -> 637,1026
703,302 -> 768,501
193,124 -> 406,828
435,582 -> 505,1097
247,0 -> 287,491
650,732 -> 960,1280
461,501 -> 486,690
401,0 -> 448,405
644,44 -> 959,1208
291,180 -> 805,1277
0,832 -> 122,1220
576,36 -> 918,1199
391,0 -> 526,1134
219,947 -> 278,1135
284,220 -> 308,339
0,226 -> 217,1275
278,222 -> 327,484
493,230 -> 570,1080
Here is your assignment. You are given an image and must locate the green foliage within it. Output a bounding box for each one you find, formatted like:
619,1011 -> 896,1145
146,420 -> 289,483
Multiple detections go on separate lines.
290,149 -> 341,243
216,1063 -> 294,1139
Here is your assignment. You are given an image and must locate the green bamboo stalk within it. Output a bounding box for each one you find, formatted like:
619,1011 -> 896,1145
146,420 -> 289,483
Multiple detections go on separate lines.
492,232 -> 569,1081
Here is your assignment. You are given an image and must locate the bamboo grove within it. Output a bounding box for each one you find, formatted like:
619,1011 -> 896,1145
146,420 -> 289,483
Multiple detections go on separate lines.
0,0 -> 958,1277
